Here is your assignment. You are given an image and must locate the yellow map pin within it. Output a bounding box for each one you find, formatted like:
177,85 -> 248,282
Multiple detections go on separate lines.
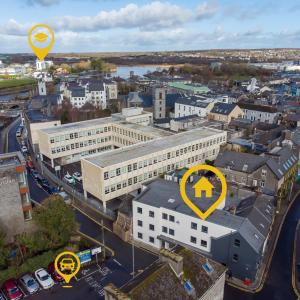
28,24 -> 55,61
180,165 -> 227,220
54,251 -> 81,288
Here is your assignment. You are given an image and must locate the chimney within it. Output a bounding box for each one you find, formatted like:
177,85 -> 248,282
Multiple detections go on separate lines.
159,248 -> 183,277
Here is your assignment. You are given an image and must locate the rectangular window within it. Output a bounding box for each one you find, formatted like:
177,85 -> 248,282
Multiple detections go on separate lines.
162,226 -> 168,233
190,236 -> 197,244
149,237 -> 155,243
169,215 -> 175,222
138,232 -> 143,239
201,225 -> 208,233
169,229 -> 175,236
137,207 -> 142,214
233,254 -> 239,262
104,172 -> 109,180
149,224 -> 155,231
191,222 -> 197,230
149,211 -> 154,218
116,168 -> 121,176
234,239 -> 240,247
162,213 -> 168,220
201,240 -> 207,247
128,164 -> 132,172
137,220 -> 143,227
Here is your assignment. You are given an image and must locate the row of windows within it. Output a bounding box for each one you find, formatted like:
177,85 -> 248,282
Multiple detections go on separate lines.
137,232 -> 155,244
51,137 -> 111,154
49,126 -> 111,144
103,143 -> 220,180
104,153 -> 216,194
190,236 -> 207,247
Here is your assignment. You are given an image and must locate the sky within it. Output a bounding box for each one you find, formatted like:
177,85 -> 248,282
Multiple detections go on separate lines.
0,0 -> 300,53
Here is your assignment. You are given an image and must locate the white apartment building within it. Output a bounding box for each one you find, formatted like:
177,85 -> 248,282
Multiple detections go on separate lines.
175,97 -> 215,118
132,177 -> 274,281
81,128 -> 227,206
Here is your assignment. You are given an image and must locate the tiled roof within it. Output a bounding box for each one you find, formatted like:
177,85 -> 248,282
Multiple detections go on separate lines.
210,103 -> 237,115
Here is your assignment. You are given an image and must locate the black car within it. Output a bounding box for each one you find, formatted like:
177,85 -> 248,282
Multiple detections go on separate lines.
30,169 -> 39,180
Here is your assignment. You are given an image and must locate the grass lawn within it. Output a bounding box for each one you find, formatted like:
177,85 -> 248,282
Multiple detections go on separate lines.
0,78 -> 37,90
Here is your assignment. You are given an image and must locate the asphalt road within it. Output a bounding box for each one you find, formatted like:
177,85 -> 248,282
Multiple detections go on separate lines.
7,115 -> 299,300
225,193 -> 300,300
6,120 -> 157,300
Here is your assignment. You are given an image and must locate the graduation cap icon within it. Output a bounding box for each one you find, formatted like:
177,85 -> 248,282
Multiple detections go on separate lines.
34,32 -> 48,43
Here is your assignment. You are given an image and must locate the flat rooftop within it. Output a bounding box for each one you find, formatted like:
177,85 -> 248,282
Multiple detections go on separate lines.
84,127 -> 224,168
40,117 -> 114,134
114,121 -> 173,138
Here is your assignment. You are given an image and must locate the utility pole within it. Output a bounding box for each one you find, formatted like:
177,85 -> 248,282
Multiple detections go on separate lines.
101,219 -> 106,260
132,231 -> 135,278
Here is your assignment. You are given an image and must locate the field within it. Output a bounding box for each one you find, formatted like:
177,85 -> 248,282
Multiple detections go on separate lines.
0,78 -> 36,90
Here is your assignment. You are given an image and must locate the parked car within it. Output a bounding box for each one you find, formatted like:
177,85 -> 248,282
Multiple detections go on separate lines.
57,191 -> 71,205
30,169 -> 39,180
48,262 -> 63,282
64,174 -> 75,184
34,269 -> 54,290
21,146 -> 27,153
2,279 -> 23,300
16,129 -> 22,138
19,274 -> 39,294
72,172 -> 82,182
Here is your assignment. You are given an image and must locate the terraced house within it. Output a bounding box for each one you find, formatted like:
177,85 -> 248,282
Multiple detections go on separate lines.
215,146 -> 298,208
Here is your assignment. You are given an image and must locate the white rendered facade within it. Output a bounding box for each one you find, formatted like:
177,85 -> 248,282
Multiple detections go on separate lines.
242,108 -> 278,123
174,102 -> 214,118
132,200 -> 234,252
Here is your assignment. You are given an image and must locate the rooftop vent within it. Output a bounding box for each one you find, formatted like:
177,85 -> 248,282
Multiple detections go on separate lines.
168,198 -> 176,203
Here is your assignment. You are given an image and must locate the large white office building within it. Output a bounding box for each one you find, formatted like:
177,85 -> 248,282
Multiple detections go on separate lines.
81,127 -> 227,206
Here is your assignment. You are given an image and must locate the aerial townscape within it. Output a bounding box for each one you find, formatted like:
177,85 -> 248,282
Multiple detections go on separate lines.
0,1 -> 300,300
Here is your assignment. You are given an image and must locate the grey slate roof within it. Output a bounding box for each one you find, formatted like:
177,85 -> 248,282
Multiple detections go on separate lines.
71,87 -> 85,98
215,147 -> 298,179
210,103 -> 237,115
238,102 -> 277,113
215,151 -> 267,173
175,96 -> 210,108
88,81 -> 105,92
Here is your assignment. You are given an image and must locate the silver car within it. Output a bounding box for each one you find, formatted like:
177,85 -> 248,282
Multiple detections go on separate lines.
19,273 -> 39,294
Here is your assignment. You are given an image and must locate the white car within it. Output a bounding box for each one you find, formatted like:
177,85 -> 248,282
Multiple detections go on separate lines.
21,146 -> 28,153
72,172 -> 82,182
34,268 -> 54,290
64,174 -> 75,184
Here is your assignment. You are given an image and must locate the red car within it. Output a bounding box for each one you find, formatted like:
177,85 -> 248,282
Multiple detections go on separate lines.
48,262 -> 63,282
2,279 -> 23,300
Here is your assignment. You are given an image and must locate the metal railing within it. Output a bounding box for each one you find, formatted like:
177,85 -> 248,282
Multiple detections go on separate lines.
42,163 -> 116,220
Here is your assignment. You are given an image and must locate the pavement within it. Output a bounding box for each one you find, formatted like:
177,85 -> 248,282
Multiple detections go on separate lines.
292,220 -> 300,298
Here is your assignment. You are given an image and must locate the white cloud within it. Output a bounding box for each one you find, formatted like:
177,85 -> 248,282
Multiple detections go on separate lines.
27,0 -> 60,6
196,1 -> 219,20
52,2 -> 192,31
0,19 -> 31,36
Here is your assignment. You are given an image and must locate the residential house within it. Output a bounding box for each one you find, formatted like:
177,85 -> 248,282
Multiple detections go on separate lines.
208,103 -> 244,123
174,96 -> 214,118
238,103 -> 278,123
215,146 -> 298,207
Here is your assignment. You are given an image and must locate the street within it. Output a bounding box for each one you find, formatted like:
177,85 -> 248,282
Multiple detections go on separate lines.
4,118 -> 157,300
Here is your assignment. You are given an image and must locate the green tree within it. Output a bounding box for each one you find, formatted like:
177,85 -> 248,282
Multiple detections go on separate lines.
90,58 -> 105,72
0,229 -> 9,268
33,196 -> 77,248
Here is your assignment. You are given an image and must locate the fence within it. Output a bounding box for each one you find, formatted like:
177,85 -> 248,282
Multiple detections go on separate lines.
42,163 -> 116,221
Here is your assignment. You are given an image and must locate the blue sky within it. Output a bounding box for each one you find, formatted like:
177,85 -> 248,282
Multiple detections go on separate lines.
0,0 -> 300,53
